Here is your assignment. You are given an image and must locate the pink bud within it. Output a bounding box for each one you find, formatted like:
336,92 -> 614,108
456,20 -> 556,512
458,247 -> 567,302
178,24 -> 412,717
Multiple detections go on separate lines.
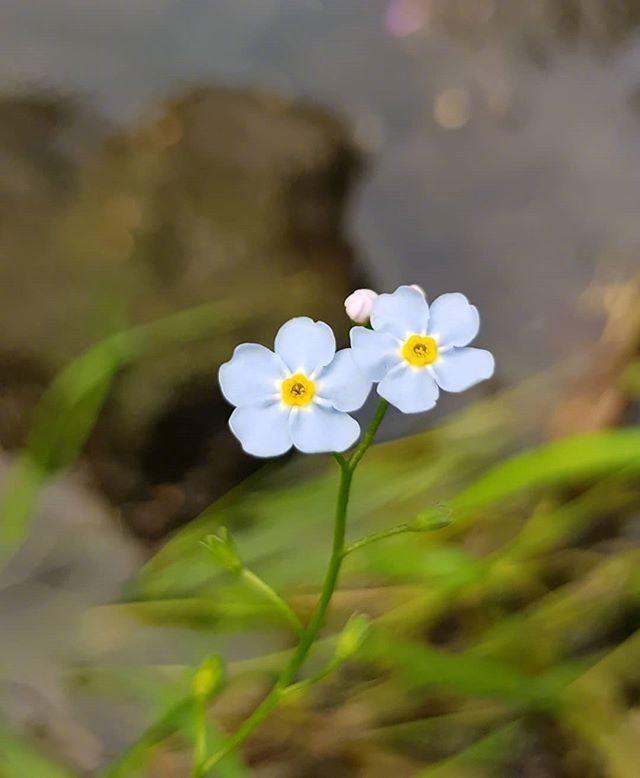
344,288 -> 378,324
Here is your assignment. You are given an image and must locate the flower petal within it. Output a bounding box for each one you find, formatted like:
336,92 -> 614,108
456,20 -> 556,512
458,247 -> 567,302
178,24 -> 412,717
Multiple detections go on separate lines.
432,347 -> 495,392
289,405 -> 360,453
427,293 -> 480,349
377,363 -> 439,414
350,327 -> 402,382
229,402 -> 292,458
219,344 -> 287,407
316,349 -> 372,412
370,285 -> 429,339
274,317 -> 336,375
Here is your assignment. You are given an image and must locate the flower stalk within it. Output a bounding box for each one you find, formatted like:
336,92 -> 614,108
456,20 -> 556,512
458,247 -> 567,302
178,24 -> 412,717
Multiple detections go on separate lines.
199,399 -> 388,774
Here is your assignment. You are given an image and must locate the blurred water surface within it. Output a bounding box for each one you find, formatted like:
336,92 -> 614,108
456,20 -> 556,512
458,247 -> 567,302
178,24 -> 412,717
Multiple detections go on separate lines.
2,0 -> 640,381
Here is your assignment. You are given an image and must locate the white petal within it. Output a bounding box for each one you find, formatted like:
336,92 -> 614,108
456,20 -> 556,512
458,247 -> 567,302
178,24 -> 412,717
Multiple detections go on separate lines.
350,327 -> 402,382
229,402 -> 293,458
274,317 -> 336,375
289,405 -> 360,454
370,285 -> 429,339
377,363 -> 439,414
315,349 -> 372,412
428,293 -> 480,349
219,344 -> 286,407
432,348 -> 495,393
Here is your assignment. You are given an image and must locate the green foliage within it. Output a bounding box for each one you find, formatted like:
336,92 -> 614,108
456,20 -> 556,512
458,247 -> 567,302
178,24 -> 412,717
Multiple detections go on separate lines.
4,306 -> 640,774
120,418 -> 640,773
0,301 -> 228,562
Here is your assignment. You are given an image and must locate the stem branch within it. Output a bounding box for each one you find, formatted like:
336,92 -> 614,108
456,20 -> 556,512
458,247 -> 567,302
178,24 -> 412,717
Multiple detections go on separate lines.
344,522 -> 414,555
240,568 -> 304,637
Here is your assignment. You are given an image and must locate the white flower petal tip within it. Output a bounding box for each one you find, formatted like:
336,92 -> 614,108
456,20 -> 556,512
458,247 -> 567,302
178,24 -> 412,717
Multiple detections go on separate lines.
344,288 -> 378,324
219,343 -> 286,407
229,403 -> 293,458
349,285 -> 494,414
370,285 -> 430,339
377,364 -> 439,414
290,405 -> 361,454
432,347 -> 495,393
220,319 -> 369,457
428,292 -> 480,349
315,349 -> 372,412
274,317 -> 336,375
410,284 -> 426,296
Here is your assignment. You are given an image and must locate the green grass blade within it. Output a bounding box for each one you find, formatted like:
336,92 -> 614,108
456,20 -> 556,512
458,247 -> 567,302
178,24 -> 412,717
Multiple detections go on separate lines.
0,301 -> 228,563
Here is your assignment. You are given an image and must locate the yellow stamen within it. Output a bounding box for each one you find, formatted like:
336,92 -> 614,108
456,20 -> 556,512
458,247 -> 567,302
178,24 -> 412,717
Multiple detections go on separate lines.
281,373 -> 316,407
401,335 -> 438,367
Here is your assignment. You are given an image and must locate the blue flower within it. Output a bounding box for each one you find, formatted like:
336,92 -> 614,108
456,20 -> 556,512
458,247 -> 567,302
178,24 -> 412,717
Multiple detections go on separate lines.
219,317 -> 372,457
350,285 -> 494,414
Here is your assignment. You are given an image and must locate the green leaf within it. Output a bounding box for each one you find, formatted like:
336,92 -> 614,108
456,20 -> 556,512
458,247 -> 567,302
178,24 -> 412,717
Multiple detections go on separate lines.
0,301 -> 227,564
436,429 -> 640,523
418,721 -> 523,777
364,629 -> 565,708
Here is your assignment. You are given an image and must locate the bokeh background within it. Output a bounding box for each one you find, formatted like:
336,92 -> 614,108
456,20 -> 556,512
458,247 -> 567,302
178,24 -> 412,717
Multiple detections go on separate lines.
1,1 -> 640,775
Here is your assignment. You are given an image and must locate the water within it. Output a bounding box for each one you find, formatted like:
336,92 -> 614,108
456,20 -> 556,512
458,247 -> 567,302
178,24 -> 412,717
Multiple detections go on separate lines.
2,1 -> 640,384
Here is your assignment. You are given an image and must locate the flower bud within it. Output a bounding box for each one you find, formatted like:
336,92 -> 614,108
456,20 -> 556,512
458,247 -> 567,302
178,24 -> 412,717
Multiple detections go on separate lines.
409,502 -> 453,532
344,289 -> 378,324
335,613 -> 371,662
192,655 -> 224,700
200,527 -> 242,573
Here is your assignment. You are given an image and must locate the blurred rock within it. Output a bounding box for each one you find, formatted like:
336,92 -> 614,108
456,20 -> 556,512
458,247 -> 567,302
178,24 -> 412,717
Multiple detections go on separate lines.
0,453 -> 142,772
0,86 -> 362,537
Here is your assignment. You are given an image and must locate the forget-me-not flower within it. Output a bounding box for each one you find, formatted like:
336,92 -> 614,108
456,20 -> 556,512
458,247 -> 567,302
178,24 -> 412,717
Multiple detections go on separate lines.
350,285 -> 494,414
219,317 -> 371,457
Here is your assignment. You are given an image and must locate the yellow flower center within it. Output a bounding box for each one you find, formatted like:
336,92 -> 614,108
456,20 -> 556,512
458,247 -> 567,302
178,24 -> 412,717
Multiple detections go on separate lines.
281,373 -> 316,407
401,335 -> 439,367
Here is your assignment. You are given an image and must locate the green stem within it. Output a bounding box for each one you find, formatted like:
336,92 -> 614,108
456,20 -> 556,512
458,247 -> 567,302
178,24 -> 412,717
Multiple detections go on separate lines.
344,522 -> 413,555
200,399 -> 388,774
348,399 -> 388,472
240,568 -> 304,637
191,701 -> 207,778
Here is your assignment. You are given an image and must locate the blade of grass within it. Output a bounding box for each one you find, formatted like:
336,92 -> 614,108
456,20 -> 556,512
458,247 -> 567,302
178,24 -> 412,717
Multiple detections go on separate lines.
0,300 -> 234,564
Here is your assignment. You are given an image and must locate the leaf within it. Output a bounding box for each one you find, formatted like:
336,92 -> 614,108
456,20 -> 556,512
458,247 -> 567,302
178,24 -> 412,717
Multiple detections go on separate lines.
100,696 -> 248,778
0,301 -> 227,563
363,629 -> 565,708
418,721 -> 523,777
443,429 -> 640,521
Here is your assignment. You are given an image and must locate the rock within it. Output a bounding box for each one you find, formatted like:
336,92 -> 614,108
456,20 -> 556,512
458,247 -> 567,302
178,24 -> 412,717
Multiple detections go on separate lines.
0,86 -> 362,536
0,453 -> 142,772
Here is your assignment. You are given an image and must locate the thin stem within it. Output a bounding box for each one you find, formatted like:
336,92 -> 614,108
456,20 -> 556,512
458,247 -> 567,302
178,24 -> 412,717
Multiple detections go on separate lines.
200,399 -> 388,773
344,522 -> 414,556
191,701 -> 207,778
240,568 -> 304,637
347,399 -> 388,472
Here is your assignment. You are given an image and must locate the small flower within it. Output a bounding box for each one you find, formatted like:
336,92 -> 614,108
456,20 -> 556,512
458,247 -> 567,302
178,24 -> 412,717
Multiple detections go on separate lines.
219,317 -> 371,457
350,285 -> 494,414
344,288 -> 378,323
